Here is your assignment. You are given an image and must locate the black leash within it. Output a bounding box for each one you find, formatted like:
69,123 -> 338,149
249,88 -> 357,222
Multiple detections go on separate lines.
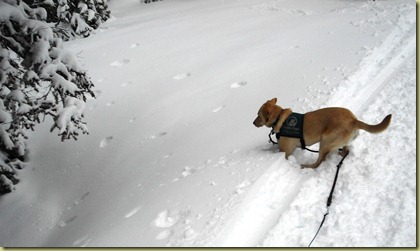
268,125 -> 349,247
308,150 -> 349,247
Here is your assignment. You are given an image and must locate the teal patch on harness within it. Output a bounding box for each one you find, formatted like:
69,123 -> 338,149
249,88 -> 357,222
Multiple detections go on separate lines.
277,112 -> 304,139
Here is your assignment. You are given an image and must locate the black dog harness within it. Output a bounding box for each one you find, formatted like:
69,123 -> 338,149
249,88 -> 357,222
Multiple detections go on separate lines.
268,112 -> 318,152
270,112 -> 317,152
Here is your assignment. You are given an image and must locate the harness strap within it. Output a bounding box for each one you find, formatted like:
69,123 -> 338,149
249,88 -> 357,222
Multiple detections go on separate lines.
300,137 -> 320,153
269,130 -> 319,153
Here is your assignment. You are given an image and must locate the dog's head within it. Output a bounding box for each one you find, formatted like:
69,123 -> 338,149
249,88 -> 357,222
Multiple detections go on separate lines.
253,98 -> 280,128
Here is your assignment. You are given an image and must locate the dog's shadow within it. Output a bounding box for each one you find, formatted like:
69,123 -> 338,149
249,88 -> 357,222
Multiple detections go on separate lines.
258,144 -> 278,153
257,143 -> 320,167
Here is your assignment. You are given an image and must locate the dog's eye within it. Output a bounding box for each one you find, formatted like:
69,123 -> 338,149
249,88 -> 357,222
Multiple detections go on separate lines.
263,110 -> 269,118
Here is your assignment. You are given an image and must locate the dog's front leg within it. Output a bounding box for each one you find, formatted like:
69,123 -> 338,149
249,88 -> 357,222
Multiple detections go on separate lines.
273,108 -> 292,133
279,138 -> 296,160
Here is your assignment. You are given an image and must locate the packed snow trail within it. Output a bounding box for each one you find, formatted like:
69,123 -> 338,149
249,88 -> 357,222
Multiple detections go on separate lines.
212,157 -> 309,246
326,7 -> 416,115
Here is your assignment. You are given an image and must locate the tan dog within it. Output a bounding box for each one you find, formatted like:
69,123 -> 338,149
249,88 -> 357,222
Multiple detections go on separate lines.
253,98 -> 392,168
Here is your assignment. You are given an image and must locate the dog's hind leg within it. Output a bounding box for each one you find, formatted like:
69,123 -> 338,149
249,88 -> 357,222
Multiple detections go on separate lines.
301,149 -> 330,168
338,130 -> 357,157
301,140 -> 336,168
339,146 -> 350,157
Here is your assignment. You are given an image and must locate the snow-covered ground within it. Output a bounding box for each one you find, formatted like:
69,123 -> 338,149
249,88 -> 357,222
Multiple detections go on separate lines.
0,0 -> 416,247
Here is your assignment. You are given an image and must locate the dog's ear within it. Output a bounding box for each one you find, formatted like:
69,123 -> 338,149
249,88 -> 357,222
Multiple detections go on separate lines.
269,98 -> 277,104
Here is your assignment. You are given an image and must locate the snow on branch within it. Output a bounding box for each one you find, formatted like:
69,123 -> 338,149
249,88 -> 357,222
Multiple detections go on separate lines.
50,96 -> 88,141
54,0 -> 110,40
0,0 -> 100,195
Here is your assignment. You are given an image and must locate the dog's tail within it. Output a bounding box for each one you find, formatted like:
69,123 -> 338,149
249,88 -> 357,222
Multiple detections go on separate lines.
356,114 -> 392,134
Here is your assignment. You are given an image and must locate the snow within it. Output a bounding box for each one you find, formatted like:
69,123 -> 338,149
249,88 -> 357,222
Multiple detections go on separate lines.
71,13 -> 93,35
54,96 -> 87,136
30,40 -> 51,66
0,0 -> 416,247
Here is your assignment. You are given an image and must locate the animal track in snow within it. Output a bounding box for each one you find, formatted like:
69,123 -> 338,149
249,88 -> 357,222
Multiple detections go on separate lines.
124,205 -> 142,218
153,210 -> 197,243
230,81 -> 247,88
106,101 -> 115,107
235,179 -> 252,194
163,153 -> 172,159
121,81 -> 132,87
156,229 -> 173,240
74,192 -> 90,205
183,227 -> 198,241
58,216 -> 77,228
145,132 -> 167,140
99,136 -> 113,148
110,59 -> 130,67
154,210 -> 180,228
130,43 -> 140,48
57,192 -> 89,228
212,105 -> 226,113
181,166 -> 195,177
173,73 -> 191,80
73,235 -> 92,247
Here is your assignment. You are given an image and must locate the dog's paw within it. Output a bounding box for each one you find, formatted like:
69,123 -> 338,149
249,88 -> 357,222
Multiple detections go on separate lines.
338,147 -> 350,157
301,164 -> 317,169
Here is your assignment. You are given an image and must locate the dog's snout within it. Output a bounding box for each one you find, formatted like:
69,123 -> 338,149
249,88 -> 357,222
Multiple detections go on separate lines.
253,117 -> 262,127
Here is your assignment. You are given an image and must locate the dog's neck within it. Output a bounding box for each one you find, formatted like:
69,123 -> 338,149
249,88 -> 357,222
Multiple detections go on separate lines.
270,107 -> 293,134
271,107 -> 284,128
272,114 -> 281,128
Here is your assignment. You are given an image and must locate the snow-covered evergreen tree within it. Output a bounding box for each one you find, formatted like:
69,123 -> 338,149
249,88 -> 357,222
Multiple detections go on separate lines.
24,0 -> 110,40
143,0 -> 163,3
0,0 -> 95,195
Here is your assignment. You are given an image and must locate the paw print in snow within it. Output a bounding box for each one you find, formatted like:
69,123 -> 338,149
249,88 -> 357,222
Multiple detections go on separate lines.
212,105 -> 226,113
154,210 -> 180,228
99,136 -> 113,148
145,132 -> 167,140
182,166 -> 195,177
110,59 -> 130,67
235,179 -> 252,194
230,81 -> 247,88
173,73 -> 191,80
121,81 -> 132,87
124,205 -> 142,218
